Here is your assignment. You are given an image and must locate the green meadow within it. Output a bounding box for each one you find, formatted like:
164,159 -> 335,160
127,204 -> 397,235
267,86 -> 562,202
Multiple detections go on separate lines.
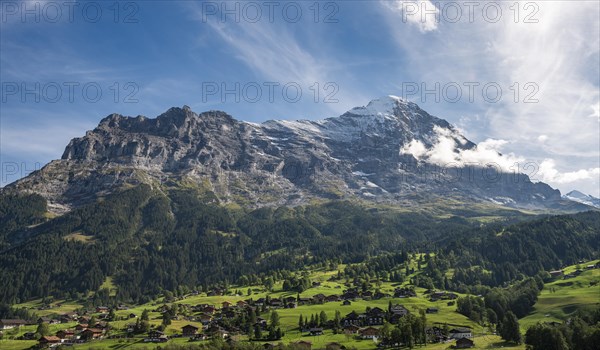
7,260 -> 599,350
520,259 -> 600,330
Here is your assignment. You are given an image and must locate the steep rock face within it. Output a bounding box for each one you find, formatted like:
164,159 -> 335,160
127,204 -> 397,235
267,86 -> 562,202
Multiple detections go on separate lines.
7,96 -> 563,213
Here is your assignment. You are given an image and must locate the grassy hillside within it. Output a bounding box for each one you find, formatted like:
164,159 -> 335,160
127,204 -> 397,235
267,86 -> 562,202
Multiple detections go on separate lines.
0,216 -> 600,349
4,258 -> 598,350
520,259 -> 600,330
2,265 -> 499,350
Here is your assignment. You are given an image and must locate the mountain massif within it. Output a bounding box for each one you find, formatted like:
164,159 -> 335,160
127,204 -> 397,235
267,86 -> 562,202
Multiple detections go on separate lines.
4,96 -> 577,214
0,96 -> 598,304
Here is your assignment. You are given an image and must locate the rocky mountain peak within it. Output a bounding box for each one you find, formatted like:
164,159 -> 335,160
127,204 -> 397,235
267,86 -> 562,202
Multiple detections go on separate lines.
563,190 -> 600,208
346,95 -> 415,118
8,98 -> 572,213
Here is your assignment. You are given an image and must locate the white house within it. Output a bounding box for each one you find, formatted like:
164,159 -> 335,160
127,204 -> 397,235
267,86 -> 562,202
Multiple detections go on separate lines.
449,328 -> 472,339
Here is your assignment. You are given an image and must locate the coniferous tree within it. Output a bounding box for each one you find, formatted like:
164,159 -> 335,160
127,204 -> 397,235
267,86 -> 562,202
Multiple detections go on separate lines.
270,310 -> 280,328
334,310 -> 341,330
319,311 -> 328,327
254,325 -> 262,340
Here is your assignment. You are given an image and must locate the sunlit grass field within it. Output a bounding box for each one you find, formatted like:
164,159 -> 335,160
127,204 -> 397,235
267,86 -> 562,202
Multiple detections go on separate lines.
520,259 -> 600,330
8,260 -> 598,350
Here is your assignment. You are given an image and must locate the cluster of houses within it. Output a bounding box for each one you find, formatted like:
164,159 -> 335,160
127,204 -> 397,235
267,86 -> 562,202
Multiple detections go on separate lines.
140,324 -> 230,343
164,288 -> 418,332
4,281 -> 485,349
38,319 -> 109,347
1,310 -> 112,347
550,261 -> 600,280
338,323 -> 474,347
204,286 -> 419,310
137,286 -> 462,346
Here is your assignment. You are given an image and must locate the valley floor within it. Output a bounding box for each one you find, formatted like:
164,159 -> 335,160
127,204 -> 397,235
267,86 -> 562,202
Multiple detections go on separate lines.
3,261 -> 598,350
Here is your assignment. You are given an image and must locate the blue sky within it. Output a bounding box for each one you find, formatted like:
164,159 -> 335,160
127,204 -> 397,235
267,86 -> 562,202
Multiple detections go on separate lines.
1,0 -> 599,196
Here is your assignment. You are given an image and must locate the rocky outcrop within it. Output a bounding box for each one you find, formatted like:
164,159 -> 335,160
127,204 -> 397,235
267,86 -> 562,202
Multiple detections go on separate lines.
5,96 -> 564,213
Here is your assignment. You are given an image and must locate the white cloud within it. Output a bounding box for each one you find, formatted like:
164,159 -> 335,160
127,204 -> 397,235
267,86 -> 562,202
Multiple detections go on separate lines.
400,139 -> 427,159
382,0 -> 439,32
382,0 -> 599,196
400,128 -> 600,196
590,102 -> 600,120
536,159 -> 600,185
400,126 -> 524,171
483,1 -> 600,155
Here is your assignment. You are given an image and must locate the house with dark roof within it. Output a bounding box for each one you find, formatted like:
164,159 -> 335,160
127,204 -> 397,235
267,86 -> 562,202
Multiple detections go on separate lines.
96,306 -> 109,313
341,291 -> 359,300
0,319 -> 27,329
38,316 -> 52,324
366,307 -> 385,325
22,332 -> 36,340
325,295 -> 340,302
269,299 -> 283,308
309,327 -> 323,336
293,340 -> 312,350
145,330 -> 168,342
182,324 -> 200,337
39,335 -> 61,345
56,329 -> 75,339
75,323 -> 88,331
426,326 -> 447,343
390,304 -> 409,316
342,311 -> 361,326
394,287 -> 416,298
298,297 -> 312,305
81,328 -> 104,340
312,294 -> 326,303
456,337 -> 475,348
373,291 -> 388,299
359,327 -> 380,339
343,324 -> 360,334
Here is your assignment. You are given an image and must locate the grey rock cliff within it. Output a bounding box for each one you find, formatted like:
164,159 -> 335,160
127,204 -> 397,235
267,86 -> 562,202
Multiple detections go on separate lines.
6,96 -> 563,213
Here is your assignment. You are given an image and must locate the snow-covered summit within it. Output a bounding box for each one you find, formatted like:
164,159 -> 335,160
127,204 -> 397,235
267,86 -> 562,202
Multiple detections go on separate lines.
8,95 -> 567,213
563,190 -> 600,208
346,95 -> 416,119
261,95 -> 452,146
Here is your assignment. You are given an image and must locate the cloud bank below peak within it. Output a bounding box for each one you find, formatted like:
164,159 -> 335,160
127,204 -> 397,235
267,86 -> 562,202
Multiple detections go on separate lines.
400,126 -> 524,172
399,125 -> 600,197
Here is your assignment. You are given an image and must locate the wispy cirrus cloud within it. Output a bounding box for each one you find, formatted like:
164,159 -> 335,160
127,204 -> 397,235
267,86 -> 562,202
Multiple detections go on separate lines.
381,0 -> 439,32
381,0 -> 600,196
183,2 -> 368,117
